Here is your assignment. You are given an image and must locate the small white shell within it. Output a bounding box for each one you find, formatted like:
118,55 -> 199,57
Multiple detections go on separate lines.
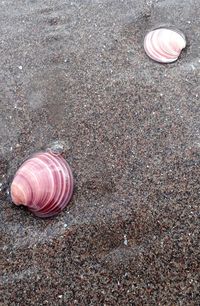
144,27 -> 186,63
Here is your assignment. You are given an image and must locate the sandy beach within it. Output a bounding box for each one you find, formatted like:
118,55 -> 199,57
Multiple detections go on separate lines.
1,0 -> 199,305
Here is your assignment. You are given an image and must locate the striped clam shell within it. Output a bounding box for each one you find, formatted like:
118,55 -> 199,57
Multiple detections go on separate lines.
144,27 -> 186,63
10,151 -> 74,218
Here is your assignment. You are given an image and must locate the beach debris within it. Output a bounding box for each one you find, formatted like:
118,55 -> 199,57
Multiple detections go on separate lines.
124,234 -> 128,246
10,151 -> 74,218
144,27 -> 186,63
47,140 -> 66,155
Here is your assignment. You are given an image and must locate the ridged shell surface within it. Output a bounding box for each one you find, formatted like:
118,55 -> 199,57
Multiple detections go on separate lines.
144,28 -> 186,63
10,152 -> 74,218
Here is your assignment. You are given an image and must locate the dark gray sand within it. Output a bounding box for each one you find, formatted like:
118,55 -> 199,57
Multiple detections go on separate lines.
0,0 -> 200,305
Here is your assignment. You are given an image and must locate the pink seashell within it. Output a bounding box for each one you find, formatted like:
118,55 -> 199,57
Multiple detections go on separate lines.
144,27 -> 186,63
10,151 -> 74,218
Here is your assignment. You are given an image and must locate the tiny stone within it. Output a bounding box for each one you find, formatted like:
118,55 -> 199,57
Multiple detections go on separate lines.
124,234 -> 128,246
18,66 -> 23,70
47,140 -> 66,155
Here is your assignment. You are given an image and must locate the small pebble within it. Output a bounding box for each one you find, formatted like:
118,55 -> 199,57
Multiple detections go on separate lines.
124,234 -> 128,246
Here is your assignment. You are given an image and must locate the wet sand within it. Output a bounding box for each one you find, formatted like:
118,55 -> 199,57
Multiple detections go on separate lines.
0,0 -> 200,305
